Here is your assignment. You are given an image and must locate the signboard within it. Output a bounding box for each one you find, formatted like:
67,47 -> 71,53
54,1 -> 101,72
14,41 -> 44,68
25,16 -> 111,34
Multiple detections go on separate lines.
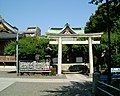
19,60 -> 50,72
76,57 -> 83,63
111,68 -> 120,73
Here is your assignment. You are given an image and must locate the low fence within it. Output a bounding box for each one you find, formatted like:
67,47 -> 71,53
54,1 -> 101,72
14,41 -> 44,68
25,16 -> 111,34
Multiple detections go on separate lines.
93,72 -> 120,96
0,55 -> 16,63
96,80 -> 120,96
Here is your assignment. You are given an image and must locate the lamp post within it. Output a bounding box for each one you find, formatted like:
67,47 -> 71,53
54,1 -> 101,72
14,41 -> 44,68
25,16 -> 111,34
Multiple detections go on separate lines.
16,29 -> 19,76
106,0 -> 111,84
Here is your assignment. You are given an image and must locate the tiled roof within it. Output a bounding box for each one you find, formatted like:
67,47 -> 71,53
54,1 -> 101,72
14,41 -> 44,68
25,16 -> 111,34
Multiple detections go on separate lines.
46,23 -> 84,35
0,18 -> 18,34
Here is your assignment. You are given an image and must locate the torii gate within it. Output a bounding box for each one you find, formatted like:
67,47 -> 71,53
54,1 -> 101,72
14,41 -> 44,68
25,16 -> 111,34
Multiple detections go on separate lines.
48,33 -> 103,77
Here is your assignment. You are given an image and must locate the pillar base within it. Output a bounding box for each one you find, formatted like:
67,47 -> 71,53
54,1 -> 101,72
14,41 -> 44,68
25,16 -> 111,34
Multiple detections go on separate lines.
89,73 -> 93,78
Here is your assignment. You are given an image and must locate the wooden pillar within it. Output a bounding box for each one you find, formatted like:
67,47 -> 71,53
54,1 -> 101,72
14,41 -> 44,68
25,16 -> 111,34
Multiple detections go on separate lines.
88,37 -> 93,77
58,37 -> 62,74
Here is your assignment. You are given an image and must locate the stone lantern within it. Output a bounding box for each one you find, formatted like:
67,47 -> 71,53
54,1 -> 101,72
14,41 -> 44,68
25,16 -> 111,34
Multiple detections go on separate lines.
45,44 -> 53,64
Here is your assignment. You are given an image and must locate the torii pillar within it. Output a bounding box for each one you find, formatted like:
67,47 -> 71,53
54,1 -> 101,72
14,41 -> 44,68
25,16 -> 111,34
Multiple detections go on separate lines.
58,37 -> 62,74
88,37 -> 93,77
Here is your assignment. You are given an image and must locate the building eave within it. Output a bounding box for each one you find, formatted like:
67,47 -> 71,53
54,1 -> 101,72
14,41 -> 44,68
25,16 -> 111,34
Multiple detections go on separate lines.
0,18 -> 18,33
0,32 -> 22,39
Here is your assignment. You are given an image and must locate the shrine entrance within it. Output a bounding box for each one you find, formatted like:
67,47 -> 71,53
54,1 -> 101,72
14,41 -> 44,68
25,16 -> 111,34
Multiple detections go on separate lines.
46,23 -> 103,77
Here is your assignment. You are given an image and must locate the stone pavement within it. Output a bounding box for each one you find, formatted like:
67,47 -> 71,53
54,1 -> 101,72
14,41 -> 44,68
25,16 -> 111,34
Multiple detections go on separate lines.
66,73 -> 92,82
0,70 -> 93,96
0,66 -> 16,72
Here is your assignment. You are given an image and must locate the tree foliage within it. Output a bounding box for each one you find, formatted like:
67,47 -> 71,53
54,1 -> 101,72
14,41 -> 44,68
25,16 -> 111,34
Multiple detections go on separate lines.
4,41 -> 16,55
85,3 -> 120,33
89,0 -> 120,5
85,1 -> 120,68
4,36 -> 69,60
4,36 -> 50,60
91,32 -> 120,67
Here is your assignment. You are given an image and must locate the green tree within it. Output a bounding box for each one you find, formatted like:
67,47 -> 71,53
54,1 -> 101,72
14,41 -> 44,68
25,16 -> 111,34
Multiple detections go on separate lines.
112,54 -> 120,67
4,41 -> 16,55
89,0 -> 120,5
85,3 -> 120,33
85,1 -> 120,68
4,36 -> 50,60
92,32 -> 120,67
4,36 -> 69,61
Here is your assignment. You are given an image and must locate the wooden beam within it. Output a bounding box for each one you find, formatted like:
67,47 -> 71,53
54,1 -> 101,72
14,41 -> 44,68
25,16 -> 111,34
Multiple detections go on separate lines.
47,32 -> 103,38
49,40 -> 100,44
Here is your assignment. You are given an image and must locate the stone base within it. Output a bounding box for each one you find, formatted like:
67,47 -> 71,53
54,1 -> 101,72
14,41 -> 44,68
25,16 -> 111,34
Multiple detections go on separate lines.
89,73 -> 93,78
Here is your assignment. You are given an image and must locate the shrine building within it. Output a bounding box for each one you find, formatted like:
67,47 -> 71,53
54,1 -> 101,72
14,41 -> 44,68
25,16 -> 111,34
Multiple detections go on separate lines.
0,17 -> 19,55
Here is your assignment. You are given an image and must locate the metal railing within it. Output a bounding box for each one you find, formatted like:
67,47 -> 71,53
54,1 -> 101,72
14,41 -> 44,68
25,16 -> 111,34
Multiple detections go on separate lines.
96,80 -> 120,96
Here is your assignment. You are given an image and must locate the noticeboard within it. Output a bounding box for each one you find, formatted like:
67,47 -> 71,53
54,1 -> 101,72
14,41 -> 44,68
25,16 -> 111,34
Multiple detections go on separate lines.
111,68 -> 120,73
19,60 -> 50,72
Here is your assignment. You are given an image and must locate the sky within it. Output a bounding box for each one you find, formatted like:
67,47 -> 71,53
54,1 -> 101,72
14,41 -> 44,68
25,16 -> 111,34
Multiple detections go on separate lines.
0,0 -> 97,34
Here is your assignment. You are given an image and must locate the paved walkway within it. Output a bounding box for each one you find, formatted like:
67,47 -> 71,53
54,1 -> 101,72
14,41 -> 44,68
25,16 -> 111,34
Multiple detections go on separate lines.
0,69 -> 92,96
0,66 -> 16,72
66,74 -> 92,82
0,82 -> 92,96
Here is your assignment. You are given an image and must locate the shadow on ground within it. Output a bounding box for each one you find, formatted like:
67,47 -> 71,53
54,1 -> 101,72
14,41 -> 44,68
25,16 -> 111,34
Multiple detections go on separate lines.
43,81 -> 92,96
